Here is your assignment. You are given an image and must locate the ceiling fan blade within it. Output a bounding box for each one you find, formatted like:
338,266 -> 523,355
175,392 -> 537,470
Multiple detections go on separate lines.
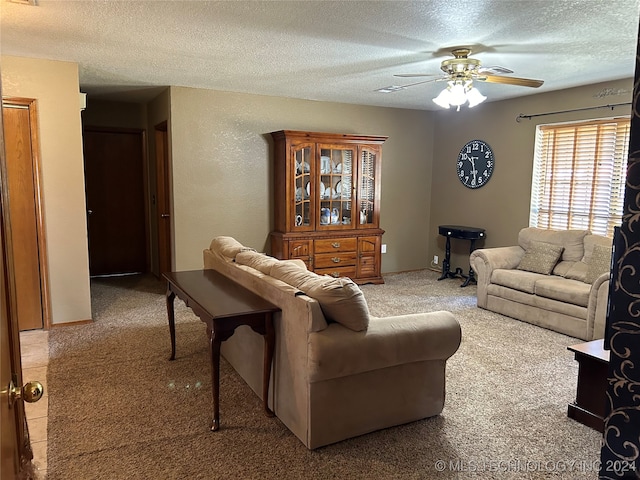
478,66 -> 513,75
394,73 -> 437,78
479,74 -> 544,88
375,77 -> 442,93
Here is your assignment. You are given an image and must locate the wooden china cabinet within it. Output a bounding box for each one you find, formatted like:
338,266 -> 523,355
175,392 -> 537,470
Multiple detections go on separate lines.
270,130 -> 387,284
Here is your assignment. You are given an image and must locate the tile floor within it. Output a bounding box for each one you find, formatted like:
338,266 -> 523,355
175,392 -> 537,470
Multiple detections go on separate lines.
19,329 -> 49,479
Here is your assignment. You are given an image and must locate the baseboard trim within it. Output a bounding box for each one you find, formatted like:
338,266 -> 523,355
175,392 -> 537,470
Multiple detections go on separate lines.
50,319 -> 94,328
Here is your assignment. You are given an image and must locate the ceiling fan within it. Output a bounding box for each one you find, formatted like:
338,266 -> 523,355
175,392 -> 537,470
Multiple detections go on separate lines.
377,48 -> 544,109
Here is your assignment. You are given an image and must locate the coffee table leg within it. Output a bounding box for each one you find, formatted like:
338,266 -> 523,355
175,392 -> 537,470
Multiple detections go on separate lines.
166,288 -> 176,360
210,329 -> 222,431
263,313 -> 275,417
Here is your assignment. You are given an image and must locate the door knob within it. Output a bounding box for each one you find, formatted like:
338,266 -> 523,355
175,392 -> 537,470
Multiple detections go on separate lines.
87,209 -> 93,215
8,380 -> 44,408
161,214 -> 170,218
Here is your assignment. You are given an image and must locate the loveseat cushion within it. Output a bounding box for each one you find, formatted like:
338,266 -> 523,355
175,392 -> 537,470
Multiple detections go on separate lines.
565,234 -> 612,283
517,241 -> 564,275
491,269 -> 546,294
271,262 -> 370,331
534,277 -> 590,307
518,228 -> 589,262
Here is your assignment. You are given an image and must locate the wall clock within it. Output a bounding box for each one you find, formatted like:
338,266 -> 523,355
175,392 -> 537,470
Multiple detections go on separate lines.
457,140 -> 494,189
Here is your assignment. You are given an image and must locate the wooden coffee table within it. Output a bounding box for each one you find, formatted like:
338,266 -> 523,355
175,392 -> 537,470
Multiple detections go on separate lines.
567,339 -> 610,432
163,269 -> 280,431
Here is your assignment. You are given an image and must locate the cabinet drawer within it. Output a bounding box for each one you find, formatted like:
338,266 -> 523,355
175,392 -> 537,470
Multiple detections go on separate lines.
314,266 -> 357,280
314,252 -> 357,268
314,238 -> 357,253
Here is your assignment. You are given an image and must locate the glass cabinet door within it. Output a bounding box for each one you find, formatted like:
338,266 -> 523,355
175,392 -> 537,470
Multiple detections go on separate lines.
318,145 -> 354,228
358,146 -> 379,227
292,144 -> 312,229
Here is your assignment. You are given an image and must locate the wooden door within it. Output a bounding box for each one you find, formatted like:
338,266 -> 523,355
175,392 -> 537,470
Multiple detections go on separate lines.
2,99 -> 48,331
83,128 -> 148,276
0,89 -> 35,479
155,122 -> 171,274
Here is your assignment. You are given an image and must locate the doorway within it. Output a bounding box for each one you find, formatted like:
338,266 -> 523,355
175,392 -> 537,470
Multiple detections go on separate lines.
2,98 -> 50,331
83,127 -> 149,276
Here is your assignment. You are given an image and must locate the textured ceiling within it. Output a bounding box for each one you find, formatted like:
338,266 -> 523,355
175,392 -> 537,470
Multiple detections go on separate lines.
2,0 -> 640,110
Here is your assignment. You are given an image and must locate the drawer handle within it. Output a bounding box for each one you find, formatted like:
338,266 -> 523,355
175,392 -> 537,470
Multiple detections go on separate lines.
331,257 -> 341,263
330,272 -> 340,278
331,242 -> 341,248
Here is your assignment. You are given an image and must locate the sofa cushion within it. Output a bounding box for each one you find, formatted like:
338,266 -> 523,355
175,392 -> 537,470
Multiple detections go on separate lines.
565,234 -> 612,283
517,241 -> 564,275
491,269 -> 546,294
564,261 -> 588,282
534,277 -> 591,307
270,260 -> 314,286
209,236 -> 254,259
585,243 -> 612,284
552,260 -> 575,277
236,251 -> 307,275
518,228 -> 589,262
270,262 -> 370,331
235,250 -> 279,274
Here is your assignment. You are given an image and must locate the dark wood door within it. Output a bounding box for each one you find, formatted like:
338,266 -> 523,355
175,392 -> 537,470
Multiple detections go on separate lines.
2,101 -> 45,331
83,128 -> 148,276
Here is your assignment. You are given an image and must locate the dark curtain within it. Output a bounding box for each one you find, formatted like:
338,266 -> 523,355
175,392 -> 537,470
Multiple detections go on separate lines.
599,17 -> 640,480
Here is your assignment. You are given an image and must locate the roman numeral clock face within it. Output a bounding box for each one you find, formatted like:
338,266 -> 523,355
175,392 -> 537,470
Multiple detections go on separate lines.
457,140 -> 494,189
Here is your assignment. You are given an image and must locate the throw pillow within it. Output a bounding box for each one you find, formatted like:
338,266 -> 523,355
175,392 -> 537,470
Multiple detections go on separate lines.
517,241 -> 565,275
303,277 -> 370,332
270,262 -> 369,331
585,244 -> 612,284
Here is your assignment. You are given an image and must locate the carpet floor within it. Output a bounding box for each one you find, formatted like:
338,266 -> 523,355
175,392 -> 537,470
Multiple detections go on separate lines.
46,269 -> 602,479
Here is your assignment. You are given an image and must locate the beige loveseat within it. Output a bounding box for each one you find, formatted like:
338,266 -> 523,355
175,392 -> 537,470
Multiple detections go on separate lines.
470,227 -> 613,341
203,236 -> 461,449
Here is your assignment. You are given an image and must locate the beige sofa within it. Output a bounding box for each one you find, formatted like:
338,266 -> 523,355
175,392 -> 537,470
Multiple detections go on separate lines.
470,227 -> 613,341
203,236 -> 461,449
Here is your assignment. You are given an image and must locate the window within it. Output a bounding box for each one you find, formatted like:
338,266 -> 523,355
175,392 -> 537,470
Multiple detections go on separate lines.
529,117 -> 630,237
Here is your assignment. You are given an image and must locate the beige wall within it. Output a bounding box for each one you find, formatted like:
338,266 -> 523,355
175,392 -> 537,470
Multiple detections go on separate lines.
430,78 -> 633,270
169,86 -> 434,273
1,56 -> 92,324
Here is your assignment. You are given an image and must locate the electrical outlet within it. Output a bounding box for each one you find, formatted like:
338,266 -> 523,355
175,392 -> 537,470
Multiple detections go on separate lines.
381,244 -> 387,254
433,255 -> 439,265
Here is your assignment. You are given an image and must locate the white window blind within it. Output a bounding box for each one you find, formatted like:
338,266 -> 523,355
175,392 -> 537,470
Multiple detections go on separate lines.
530,118 -> 630,237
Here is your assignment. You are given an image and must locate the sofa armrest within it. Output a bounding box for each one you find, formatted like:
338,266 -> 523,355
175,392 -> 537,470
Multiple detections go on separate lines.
588,272 -> 610,340
470,246 -> 524,308
308,311 -> 461,383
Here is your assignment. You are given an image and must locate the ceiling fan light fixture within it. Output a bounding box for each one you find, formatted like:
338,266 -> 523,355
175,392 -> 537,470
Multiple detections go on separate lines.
432,80 -> 486,110
449,82 -> 467,106
432,88 -> 452,109
466,86 -> 487,108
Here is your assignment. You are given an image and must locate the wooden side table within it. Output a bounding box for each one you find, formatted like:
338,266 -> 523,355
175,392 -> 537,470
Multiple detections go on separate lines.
437,225 -> 486,287
163,269 -> 280,431
567,339 -> 610,432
